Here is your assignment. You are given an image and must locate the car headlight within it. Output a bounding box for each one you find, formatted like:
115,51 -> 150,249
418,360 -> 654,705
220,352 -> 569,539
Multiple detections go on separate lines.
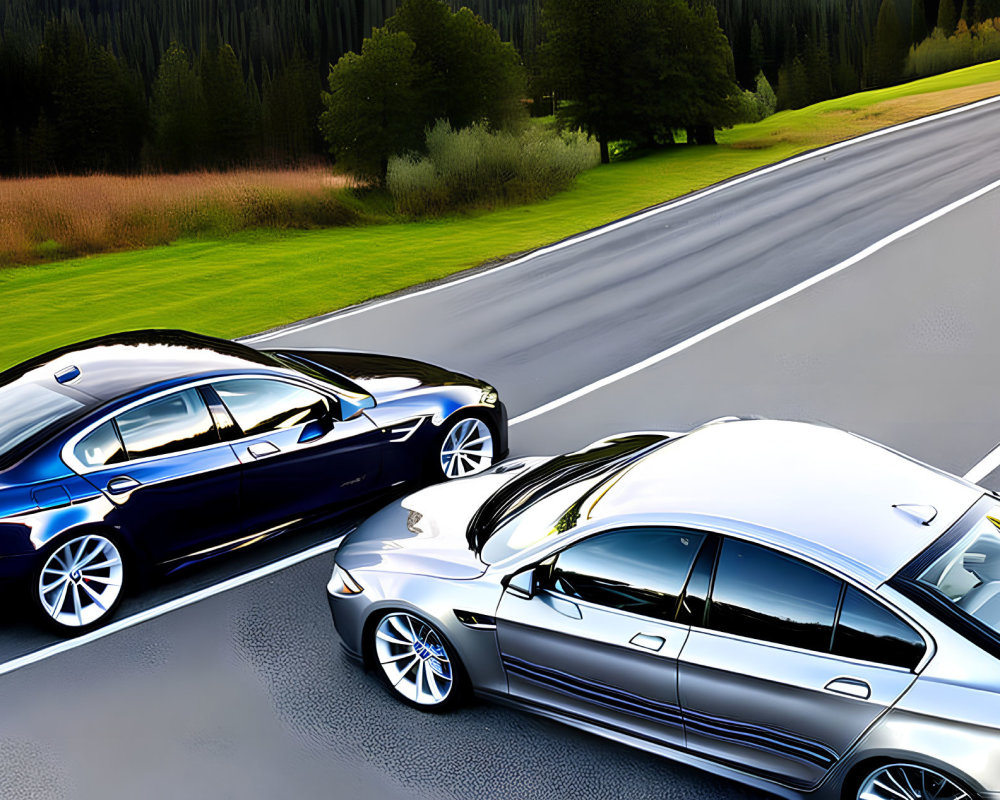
327,563 -> 364,596
480,387 -> 498,407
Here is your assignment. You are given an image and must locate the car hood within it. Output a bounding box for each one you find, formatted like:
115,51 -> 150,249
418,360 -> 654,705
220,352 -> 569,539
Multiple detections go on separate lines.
336,458 -> 548,579
271,349 -> 487,402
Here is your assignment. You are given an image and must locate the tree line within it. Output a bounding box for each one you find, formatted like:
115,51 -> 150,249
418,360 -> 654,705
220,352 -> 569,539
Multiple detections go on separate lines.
716,0 -> 1000,109
0,22 -> 324,173
2,0 -> 995,177
0,0 -> 543,90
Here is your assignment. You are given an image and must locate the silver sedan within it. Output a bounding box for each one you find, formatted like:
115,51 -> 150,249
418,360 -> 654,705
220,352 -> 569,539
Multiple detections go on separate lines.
327,418 -> 1000,800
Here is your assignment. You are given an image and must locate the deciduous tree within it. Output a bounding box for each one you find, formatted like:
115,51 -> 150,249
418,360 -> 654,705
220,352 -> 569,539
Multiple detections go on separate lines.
321,0 -> 527,181
541,0 -> 739,160
319,29 -> 422,181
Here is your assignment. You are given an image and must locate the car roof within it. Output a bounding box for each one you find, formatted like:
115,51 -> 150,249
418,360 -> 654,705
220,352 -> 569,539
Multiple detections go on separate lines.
1,329 -> 277,403
589,419 -> 983,586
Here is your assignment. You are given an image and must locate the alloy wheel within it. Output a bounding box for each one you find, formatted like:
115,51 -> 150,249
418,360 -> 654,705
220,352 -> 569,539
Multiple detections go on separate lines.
374,612 -> 454,707
38,534 -> 124,629
858,763 -> 970,800
439,417 -> 493,479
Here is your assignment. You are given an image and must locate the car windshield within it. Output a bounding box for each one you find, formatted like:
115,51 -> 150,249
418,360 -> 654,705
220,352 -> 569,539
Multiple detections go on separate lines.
915,508 -> 1000,635
470,433 -> 671,561
0,382 -> 87,468
266,351 -> 372,404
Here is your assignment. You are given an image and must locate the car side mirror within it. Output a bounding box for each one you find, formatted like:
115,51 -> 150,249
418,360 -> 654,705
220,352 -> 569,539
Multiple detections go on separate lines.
504,567 -> 536,600
299,410 -> 334,443
339,392 -> 376,421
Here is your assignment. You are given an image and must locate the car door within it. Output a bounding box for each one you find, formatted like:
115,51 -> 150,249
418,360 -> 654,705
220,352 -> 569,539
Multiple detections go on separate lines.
74,386 -> 243,564
677,537 -> 927,790
495,527 -> 708,748
211,377 -> 384,536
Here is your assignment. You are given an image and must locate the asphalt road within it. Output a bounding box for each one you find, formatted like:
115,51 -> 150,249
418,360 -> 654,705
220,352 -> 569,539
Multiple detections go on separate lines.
2,101 -> 1000,800
250,98 -> 1000,418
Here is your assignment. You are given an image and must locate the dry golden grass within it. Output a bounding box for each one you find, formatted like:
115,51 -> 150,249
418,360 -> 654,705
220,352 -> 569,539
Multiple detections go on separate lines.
0,167 -> 360,265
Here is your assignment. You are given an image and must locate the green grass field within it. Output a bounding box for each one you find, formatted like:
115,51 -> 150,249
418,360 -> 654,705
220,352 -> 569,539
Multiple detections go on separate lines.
3,60 -> 1000,370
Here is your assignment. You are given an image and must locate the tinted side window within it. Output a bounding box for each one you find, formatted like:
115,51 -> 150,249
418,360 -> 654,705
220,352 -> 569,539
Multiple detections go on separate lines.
833,586 -> 925,669
541,528 -> 705,621
116,389 -> 218,460
74,421 -> 126,467
214,379 -> 330,437
709,539 -> 842,652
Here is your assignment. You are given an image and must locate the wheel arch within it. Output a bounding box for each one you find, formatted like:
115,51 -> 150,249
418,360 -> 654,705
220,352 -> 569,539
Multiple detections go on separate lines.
837,753 -> 984,800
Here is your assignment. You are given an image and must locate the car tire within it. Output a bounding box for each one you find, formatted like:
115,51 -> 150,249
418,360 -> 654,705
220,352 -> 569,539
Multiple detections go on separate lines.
431,413 -> 495,481
853,762 -> 972,800
369,610 -> 469,712
32,531 -> 127,635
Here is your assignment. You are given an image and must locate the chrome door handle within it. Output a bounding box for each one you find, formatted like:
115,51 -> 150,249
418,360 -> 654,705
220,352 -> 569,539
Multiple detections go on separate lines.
247,442 -> 280,459
106,476 -> 140,495
825,677 -> 871,700
630,633 -> 665,652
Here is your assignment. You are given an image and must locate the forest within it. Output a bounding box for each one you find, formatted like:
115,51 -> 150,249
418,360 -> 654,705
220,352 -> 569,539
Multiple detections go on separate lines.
0,0 -> 997,176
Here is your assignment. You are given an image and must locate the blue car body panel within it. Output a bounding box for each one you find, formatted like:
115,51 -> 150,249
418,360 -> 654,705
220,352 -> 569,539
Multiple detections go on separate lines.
0,330 -> 507,588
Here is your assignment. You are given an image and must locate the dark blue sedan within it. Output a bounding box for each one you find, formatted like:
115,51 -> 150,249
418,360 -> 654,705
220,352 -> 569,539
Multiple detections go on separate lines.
0,330 -> 507,634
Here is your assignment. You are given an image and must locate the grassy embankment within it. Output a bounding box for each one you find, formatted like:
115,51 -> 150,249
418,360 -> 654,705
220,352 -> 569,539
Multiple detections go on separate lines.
2,60 -> 1000,370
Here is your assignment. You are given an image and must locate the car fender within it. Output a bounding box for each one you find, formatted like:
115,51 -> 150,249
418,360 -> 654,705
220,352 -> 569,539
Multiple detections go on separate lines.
355,569 -> 510,695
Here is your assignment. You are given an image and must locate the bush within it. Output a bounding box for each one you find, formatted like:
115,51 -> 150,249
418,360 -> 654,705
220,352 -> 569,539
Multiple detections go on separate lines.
906,19 -> 1000,77
387,121 -> 600,216
734,72 -> 778,124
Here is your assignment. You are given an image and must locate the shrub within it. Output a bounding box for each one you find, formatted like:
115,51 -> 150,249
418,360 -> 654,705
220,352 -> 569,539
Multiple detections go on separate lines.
734,72 -> 778,124
387,121 -> 600,216
906,19 -> 1000,77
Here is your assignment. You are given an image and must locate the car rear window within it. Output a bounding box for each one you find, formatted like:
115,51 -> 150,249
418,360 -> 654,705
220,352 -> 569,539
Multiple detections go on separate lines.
0,382 -> 86,467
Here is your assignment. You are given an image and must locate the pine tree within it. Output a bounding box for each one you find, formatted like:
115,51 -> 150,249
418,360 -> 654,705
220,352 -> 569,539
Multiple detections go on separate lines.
937,0 -> 959,31
911,0 -> 928,43
150,42 -> 206,171
199,43 -> 256,167
870,0 -> 905,85
978,0 -> 1000,20
749,19 -> 765,75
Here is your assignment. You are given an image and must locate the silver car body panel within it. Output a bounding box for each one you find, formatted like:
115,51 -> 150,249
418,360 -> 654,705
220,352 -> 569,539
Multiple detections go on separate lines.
328,420 -> 1000,799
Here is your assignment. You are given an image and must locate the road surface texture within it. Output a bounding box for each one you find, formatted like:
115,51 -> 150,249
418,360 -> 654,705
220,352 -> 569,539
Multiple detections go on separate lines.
1,99 -> 1000,799
250,98 -> 1000,418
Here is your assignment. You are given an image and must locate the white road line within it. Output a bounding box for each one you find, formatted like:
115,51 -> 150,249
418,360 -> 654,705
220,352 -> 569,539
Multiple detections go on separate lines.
0,532 -> 350,679
510,177 -> 1000,426
244,93 -> 1000,345
963,444 -> 1000,484
6,97 -> 1000,679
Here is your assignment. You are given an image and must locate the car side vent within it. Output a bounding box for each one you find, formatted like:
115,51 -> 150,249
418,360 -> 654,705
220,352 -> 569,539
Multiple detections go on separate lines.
454,610 -> 496,630
893,504 -> 938,525
55,365 -> 81,384
494,461 -> 526,474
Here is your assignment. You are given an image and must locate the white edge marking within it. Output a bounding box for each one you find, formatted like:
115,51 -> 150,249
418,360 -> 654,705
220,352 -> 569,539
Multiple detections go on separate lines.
244,93 -> 1000,345
0,532 -> 351,679
511,176 -> 1000,426
963,443 -> 1000,484
8,97 -> 1000,676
